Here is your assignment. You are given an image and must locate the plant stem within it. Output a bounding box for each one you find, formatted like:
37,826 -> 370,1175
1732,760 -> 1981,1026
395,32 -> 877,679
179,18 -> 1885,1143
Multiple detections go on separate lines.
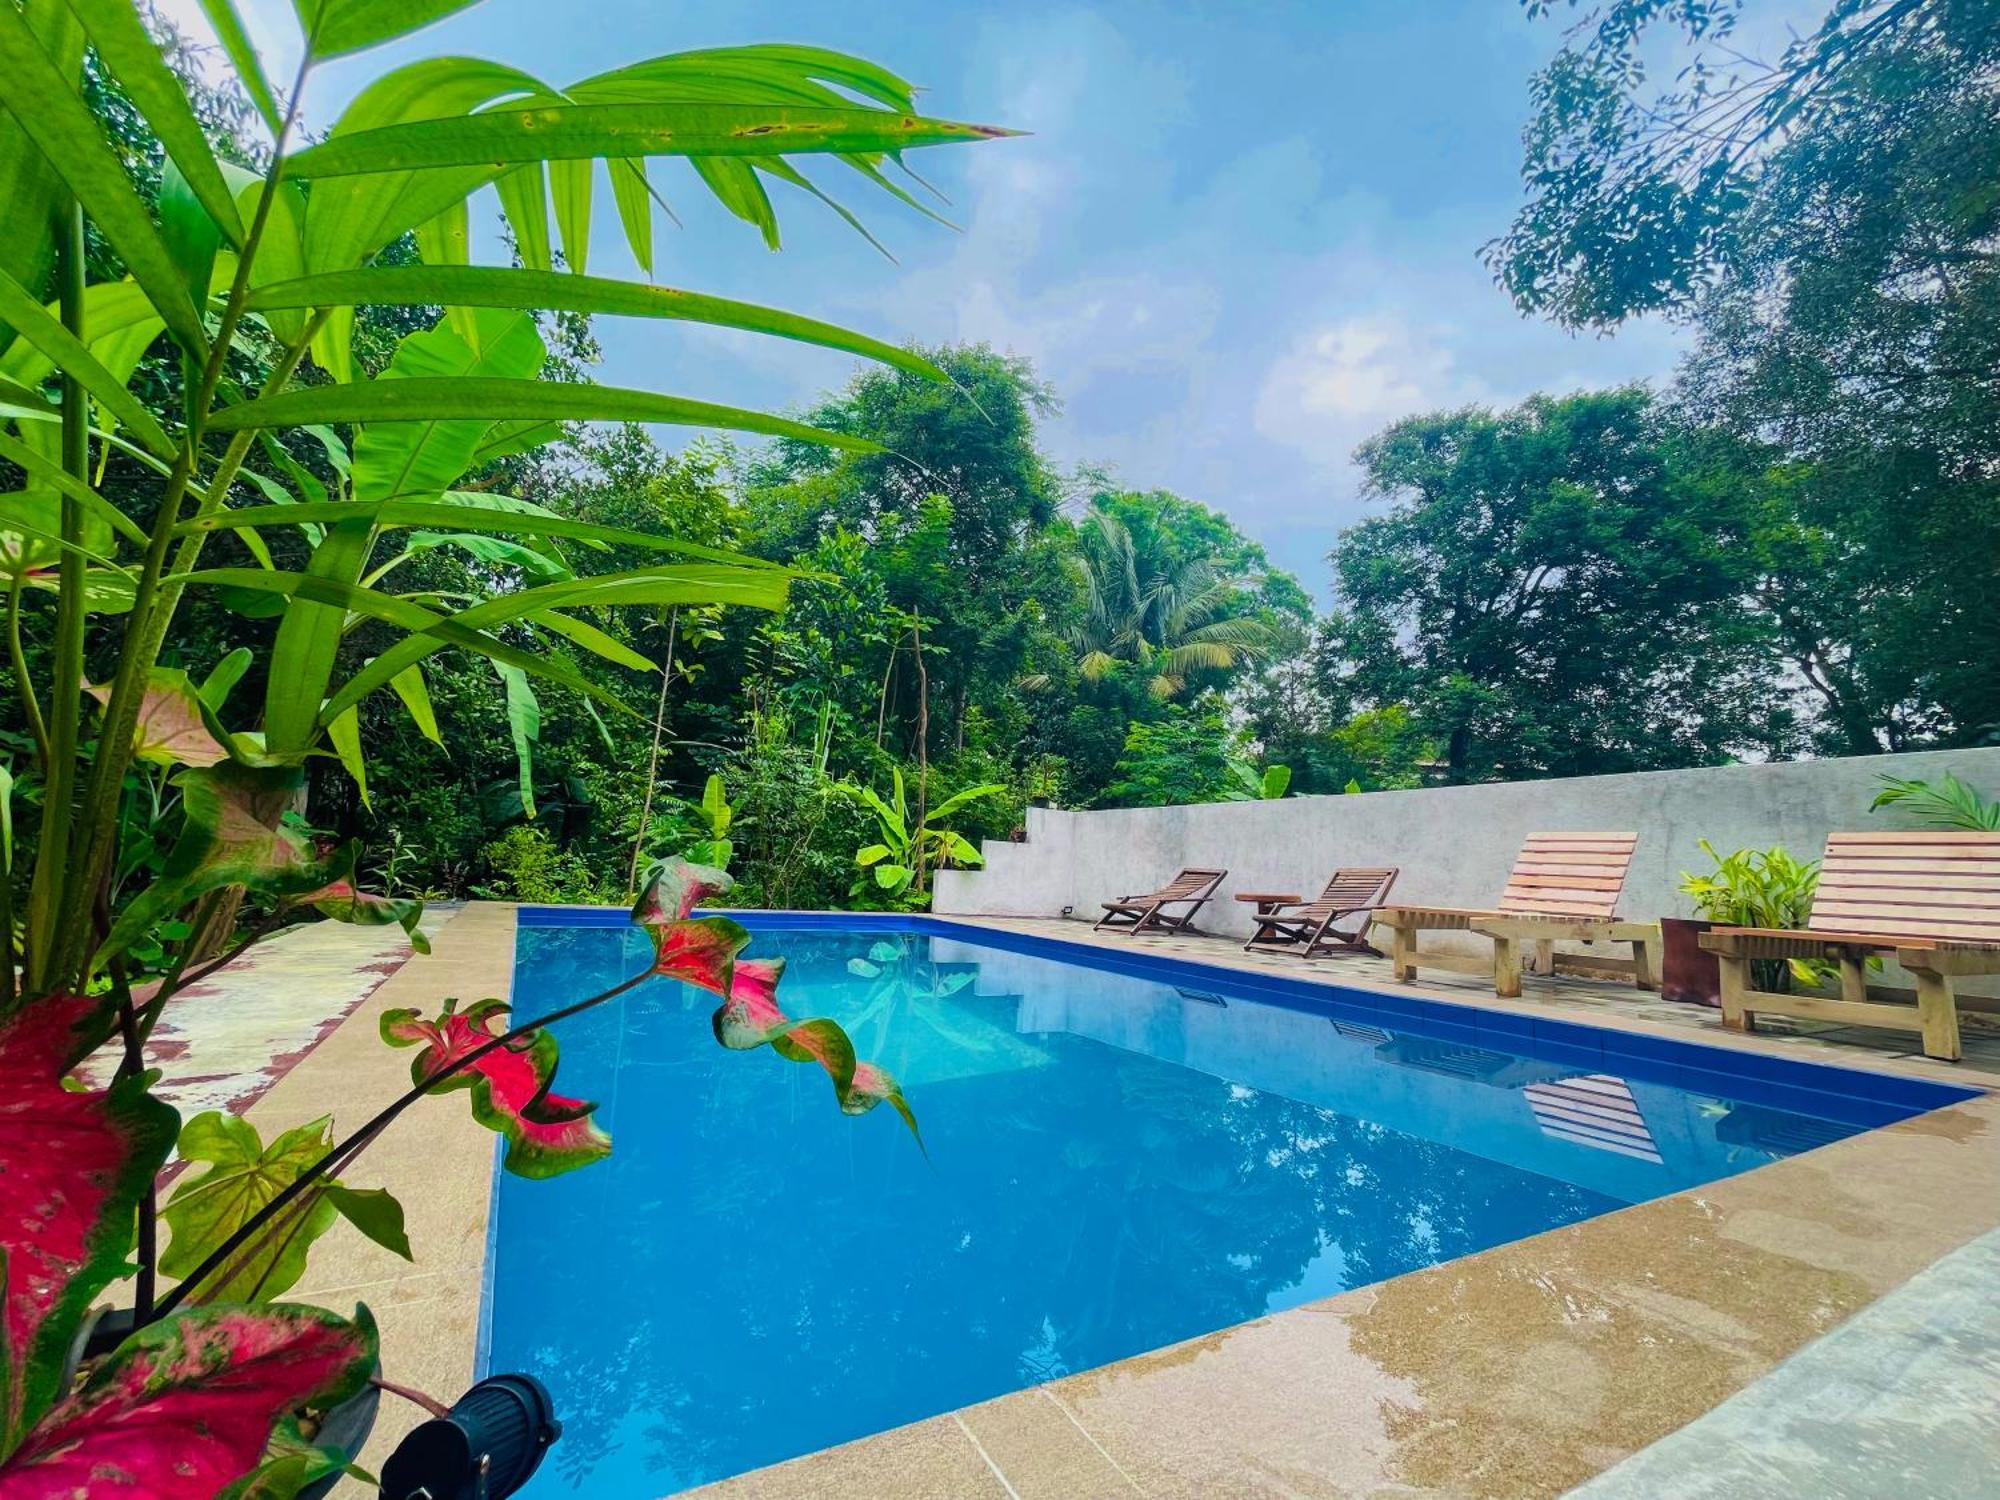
371,1377 -> 451,1420
5,577 -> 48,768
22,202 -> 91,994
52,62 -> 316,992
151,969 -> 652,1321
628,607 -> 679,894
54,319 -> 325,991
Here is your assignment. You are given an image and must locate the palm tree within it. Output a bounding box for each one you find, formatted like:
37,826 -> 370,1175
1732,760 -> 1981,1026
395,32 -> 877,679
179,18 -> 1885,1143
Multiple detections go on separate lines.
1064,506 -> 1277,699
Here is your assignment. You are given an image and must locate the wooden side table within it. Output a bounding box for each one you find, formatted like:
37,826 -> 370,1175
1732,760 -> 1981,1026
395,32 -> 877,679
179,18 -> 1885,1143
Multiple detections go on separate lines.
1234,892 -> 1303,919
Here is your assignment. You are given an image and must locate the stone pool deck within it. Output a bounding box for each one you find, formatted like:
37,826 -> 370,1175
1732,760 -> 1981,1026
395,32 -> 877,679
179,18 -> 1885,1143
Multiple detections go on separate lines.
193,904 -> 1998,1497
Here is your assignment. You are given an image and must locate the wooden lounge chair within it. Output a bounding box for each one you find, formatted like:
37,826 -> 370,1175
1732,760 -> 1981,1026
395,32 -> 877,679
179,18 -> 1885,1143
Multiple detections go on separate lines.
1371,832 -> 1659,999
1242,868 -> 1399,958
1094,867 -> 1227,937
1701,831 -> 2000,1062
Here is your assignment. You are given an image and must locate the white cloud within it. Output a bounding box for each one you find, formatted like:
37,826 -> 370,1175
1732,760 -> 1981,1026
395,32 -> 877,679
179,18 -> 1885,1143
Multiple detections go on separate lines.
1252,313 -> 1495,469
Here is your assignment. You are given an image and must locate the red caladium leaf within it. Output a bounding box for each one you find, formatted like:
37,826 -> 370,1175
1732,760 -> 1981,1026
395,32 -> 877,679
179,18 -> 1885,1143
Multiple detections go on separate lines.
288,876 -> 430,954
649,913 -> 752,990
0,996 -> 177,1452
0,1302 -> 377,1495
630,859 -> 734,927
101,779 -> 428,970
98,764 -> 323,964
711,959 -> 923,1145
632,862 -> 921,1145
283,844 -> 429,954
85,669 -> 232,768
380,998 -> 609,1179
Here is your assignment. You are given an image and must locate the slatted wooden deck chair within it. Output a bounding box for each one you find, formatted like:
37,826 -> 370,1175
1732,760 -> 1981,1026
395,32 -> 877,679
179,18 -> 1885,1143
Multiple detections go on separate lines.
1700,831 -> 2000,1062
1094,867 -> 1228,937
1242,867 -> 1399,958
1370,833 -> 1660,999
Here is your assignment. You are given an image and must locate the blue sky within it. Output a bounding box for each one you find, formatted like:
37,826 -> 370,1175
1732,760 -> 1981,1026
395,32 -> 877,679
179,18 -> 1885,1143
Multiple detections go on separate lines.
165,0 -> 1702,598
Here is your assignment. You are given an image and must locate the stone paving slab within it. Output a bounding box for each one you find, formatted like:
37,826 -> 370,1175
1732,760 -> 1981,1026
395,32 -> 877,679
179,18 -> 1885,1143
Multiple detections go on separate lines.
1568,1227 -> 2000,1499
77,908 -> 446,1124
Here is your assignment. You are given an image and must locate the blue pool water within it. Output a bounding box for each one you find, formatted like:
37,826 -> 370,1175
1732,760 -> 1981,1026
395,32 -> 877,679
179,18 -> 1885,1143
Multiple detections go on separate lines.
489,917 -> 1965,1496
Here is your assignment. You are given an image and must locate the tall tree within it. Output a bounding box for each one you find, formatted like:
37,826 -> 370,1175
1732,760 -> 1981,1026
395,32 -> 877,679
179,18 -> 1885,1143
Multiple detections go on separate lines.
1065,498 -> 1287,702
745,345 -> 1074,758
1494,0 -> 1999,751
1326,389 -> 1776,782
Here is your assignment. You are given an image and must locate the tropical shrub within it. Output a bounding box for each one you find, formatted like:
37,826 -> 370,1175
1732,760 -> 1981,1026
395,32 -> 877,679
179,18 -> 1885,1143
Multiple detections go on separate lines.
1099,703 -> 1238,807
1678,840 -> 1825,991
643,772 -> 736,874
1222,759 -> 1291,801
0,0 -> 1003,1487
476,823 -> 617,905
852,766 -> 1003,906
1870,773 -> 2000,831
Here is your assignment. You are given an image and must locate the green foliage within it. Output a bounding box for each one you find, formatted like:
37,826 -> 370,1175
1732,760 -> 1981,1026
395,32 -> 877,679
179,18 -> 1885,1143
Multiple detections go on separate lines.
478,824 -> 620,905
1499,0 -> 2000,753
1326,389 -> 1778,783
1066,498 -> 1283,702
852,765 -> 1002,906
1222,759 -> 1290,801
1678,839 -> 1825,991
1101,704 -> 1239,809
645,772 -> 736,872
1870,774 -> 2000,832
160,1111 -> 409,1306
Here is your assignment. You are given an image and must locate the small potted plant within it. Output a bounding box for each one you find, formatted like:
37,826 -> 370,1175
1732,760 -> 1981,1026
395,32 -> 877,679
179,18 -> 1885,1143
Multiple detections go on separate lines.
1670,840 -> 1822,1004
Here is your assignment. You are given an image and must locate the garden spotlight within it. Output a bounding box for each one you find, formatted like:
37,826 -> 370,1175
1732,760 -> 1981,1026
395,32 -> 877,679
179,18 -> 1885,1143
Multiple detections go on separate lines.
379,1373 -> 561,1500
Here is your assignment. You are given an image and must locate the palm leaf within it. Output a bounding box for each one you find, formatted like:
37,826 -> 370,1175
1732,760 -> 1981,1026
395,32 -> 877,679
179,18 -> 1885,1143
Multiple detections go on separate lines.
206,378 -> 883,451
245,267 -> 948,383
0,431 -> 146,545
66,0 -> 246,246
0,271 -> 178,460
179,566 -> 637,721
0,2 -> 206,353
180,494 -> 792,574
283,103 -> 1016,179
317,563 -> 789,722
195,0 -> 283,133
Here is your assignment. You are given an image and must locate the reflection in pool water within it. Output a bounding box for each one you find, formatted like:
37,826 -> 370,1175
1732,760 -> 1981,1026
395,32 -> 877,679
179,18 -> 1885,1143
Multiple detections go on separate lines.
491,924 -> 1861,1496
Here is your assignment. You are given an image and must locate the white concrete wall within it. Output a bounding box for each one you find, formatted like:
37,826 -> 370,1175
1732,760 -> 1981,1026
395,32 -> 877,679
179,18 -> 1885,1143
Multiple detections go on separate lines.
935,749 -> 2000,963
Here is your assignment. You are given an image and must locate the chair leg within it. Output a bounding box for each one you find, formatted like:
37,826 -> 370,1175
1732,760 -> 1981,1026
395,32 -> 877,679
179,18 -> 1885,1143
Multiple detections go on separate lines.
1718,955 -> 1753,1032
1389,919 -> 1417,983
1492,937 -> 1522,999
1912,969 -> 1963,1063
1632,933 -> 1659,991
1839,955 -> 1868,1006
1531,938 -> 1554,976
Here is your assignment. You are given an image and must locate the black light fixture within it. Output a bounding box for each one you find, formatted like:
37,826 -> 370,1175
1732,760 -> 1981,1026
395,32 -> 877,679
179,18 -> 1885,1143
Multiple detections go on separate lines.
379,1373 -> 562,1500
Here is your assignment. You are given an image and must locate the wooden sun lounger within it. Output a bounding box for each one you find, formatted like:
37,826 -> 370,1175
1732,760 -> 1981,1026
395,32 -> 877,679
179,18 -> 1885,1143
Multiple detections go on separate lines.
1242,868 -> 1399,958
1371,833 -> 1659,998
1701,831 -> 2000,1062
1094,867 -> 1227,937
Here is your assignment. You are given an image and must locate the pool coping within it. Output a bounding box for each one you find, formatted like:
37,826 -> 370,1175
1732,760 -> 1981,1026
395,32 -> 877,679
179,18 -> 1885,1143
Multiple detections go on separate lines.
284,903 -> 1998,1496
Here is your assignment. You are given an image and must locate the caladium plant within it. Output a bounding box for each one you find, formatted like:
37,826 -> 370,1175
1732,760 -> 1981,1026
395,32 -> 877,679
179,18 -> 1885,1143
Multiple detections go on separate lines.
636,861 -> 922,1141
0,997 -> 379,1495
380,998 -> 613,1179
0,0 -> 996,1480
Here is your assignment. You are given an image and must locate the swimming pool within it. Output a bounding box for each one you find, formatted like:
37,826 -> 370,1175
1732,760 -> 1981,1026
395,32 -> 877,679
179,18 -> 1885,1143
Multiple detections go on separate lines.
488,912 -> 1975,1496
